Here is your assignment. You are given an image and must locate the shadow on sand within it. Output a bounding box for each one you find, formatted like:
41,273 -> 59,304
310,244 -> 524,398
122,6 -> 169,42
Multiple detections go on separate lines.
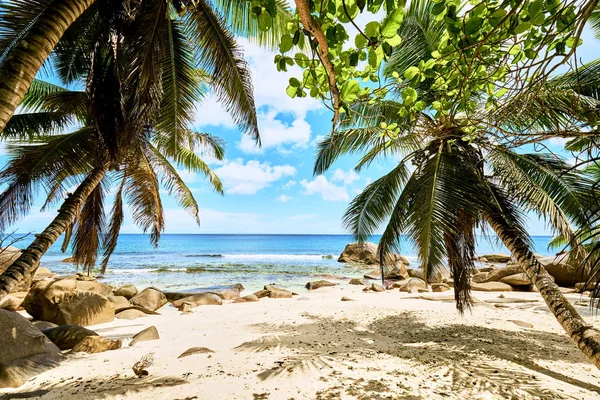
234,311 -> 599,399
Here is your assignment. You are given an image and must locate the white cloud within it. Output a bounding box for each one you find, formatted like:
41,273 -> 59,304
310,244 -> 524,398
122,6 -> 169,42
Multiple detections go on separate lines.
282,180 -> 297,190
276,194 -> 293,202
300,175 -> 349,202
238,108 -> 312,153
194,38 -> 323,154
331,168 -> 360,185
213,159 -> 296,195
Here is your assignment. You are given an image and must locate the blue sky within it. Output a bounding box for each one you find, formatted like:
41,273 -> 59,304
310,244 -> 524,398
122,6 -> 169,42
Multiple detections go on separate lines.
1,24 -> 600,235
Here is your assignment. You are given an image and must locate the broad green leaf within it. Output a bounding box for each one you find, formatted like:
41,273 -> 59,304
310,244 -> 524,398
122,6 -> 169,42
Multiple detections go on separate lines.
381,8 -> 404,38
365,21 -> 381,38
404,66 -> 420,80
340,80 -> 360,103
289,77 -> 301,87
279,34 -> 293,52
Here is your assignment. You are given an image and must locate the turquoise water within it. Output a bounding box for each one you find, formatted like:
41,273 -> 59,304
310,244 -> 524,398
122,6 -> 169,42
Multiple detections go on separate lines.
13,234 -> 557,292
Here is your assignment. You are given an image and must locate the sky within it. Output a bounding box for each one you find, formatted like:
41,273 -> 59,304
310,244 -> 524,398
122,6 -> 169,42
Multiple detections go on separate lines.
1,14 -> 600,236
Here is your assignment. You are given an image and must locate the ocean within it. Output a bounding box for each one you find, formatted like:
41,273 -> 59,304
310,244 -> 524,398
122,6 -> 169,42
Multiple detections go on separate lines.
13,234 -> 557,292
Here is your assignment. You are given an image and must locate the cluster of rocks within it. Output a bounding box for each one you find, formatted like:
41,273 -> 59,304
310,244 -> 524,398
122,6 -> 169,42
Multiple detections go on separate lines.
338,242 -> 410,280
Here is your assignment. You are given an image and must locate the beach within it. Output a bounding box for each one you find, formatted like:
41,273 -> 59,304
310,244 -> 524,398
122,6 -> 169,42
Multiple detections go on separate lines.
3,282 -> 600,400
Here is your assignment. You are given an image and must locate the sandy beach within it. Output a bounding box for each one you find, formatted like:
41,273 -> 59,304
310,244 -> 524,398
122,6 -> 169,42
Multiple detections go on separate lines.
3,283 -> 600,400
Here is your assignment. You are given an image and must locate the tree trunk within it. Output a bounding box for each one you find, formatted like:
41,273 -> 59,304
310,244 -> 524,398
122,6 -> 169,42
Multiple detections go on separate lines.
486,213 -> 600,369
0,165 -> 107,299
0,0 -> 94,132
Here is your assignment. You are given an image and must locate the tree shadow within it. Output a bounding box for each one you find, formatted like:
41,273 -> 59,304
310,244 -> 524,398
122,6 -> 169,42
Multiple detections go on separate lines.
234,312 -> 600,399
1,375 -> 188,399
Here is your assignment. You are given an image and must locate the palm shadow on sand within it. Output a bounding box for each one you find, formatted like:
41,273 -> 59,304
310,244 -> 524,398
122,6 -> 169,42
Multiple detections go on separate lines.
234,311 -> 600,399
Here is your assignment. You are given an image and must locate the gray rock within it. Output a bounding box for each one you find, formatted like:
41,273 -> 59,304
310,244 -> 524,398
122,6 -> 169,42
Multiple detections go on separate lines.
349,278 -> 365,285
129,326 -> 159,346
483,265 -> 523,283
42,325 -> 98,350
242,294 -> 259,302
116,309 -> 147,320
341,296 -> 355,301
32,321 -> 58,331
107,295 -> 130,310
265,285 -> 293,299
471,282 -> 513,292
254,289 -> 270,298
0,291 -> 27,311
471,272 -> 489,284
538,254 -> 585,287
0,309 -> 61,388
371,283 -> 386,292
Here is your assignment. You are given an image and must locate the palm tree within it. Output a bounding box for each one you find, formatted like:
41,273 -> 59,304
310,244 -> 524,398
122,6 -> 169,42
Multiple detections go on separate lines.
315,0 -> 600,368
0,0 -> 291,296
0,0 -> 292,133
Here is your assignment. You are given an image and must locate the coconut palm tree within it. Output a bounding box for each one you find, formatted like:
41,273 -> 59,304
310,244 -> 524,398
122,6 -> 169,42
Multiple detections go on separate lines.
0,0 -> 288,296
314,0 -> 600,368
0,0 -> 292,133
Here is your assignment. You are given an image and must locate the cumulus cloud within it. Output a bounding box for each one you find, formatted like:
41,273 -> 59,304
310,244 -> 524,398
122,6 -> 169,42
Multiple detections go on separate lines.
213,159 -> 296,195
276,194 -> 293,202
282,180 -> 297,190
300,175 -> 349,202
331,168 -> 360,185
193,38 -> 323,154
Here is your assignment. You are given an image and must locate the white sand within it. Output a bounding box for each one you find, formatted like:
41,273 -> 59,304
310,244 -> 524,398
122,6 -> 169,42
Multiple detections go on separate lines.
3,285 -> 600,399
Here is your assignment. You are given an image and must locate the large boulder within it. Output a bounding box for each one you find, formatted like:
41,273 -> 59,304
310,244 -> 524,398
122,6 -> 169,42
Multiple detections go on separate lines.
42,325 -> 98,350
114,284 -> 138,299
129,287 -> 167,311
71,336 -> 121,354
172,293 -> 222,308
538,255 -> 585,287
338,242 -> 409,268
483,264 -> 522,283
116,309 -> 148,320
76,281 -> 113,297
500,273 -> 532,286
471,282 -> 513,292
478,254 -> 511,263
398,277 -> 427,293
0,309 -> 62,388
0,291 -> 28,311
129,326 -> 159,346
23,279 -> 115,326
107,295 -> 130,310
264,285 -> 293,299
408,268 -> 450,283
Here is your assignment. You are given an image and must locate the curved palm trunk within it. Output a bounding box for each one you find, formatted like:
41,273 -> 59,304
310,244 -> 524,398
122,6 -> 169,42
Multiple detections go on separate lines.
0,165 -> 107,299
0,0 -> 94,132
486,214 -> 600,369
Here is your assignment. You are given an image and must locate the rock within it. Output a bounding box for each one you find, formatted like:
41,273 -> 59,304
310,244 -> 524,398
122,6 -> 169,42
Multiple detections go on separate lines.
483,264 -> 523,282
32,267 -> 55,283
71,336 -> 121,354
178,347 -> 214,358
114,284 -> 138,299
500,273 -> 532,286
0,291 -> 27,311
116,309 -> 147,320
42,325 -> 98,350
32,321 -> 58,331
479,254 -> 511,263
538,254 -> 585,287
0,309 -> 62,388
254,289 -> 270,299
478,257 -> 489,263
76,281 -> 113,297
387,280 -> 407,289
305,280 -> 337,290
172,293 -> 222,308
575,281 -> 598,291
349,278 -> 365,285
477,265 -> 497,273
264,285 -> 293,299
364,265 -> 409,280
129,326 -> 159,346
407,268 -> 450,283
23,280 -> 114,326
242,294 -> 259,302
371,283 -> 385,292
341,296 -> 355,301
509,320 -> 534,328
114,305 -> 159,315
471,272 -> 489,284
178,302 -> 196,312
338,242 -> 409,269
364,270 -> 381,280
432,283 -> 451,292
362,287 -> 370,292
62,257 -> 74,263
107,295 -> 130,310
129,287 -> 167,311
399,277 -> 427,293
471,282 -> 513,292
211,289 -> 240,300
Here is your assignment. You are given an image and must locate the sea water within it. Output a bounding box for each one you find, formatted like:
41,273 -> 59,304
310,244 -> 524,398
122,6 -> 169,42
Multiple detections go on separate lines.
12,234 -> 556,292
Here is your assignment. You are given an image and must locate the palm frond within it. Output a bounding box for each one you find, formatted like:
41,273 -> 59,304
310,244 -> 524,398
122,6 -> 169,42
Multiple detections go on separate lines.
100,173 -> 126,273
186,1 -> 259,143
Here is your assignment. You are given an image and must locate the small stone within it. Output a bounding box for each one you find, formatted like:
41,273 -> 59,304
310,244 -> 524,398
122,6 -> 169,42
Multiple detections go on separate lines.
341,296 -> 355,302
305,280 -> 337,290
349,278 -> 365,285
431,283 -> 450,292
129,326 -> 159,346
371,283 -> 385,292
509,320 -> 534,329
178,347 -> 214,358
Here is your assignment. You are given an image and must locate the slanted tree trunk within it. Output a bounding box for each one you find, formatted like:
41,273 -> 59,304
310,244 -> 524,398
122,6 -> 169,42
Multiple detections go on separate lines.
486,213 -> 600,369
0,165 -> 107,299
0,0 -> 94,132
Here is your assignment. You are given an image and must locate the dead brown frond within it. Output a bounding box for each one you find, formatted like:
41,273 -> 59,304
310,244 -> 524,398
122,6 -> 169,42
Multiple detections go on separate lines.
132,352 -> 155,377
